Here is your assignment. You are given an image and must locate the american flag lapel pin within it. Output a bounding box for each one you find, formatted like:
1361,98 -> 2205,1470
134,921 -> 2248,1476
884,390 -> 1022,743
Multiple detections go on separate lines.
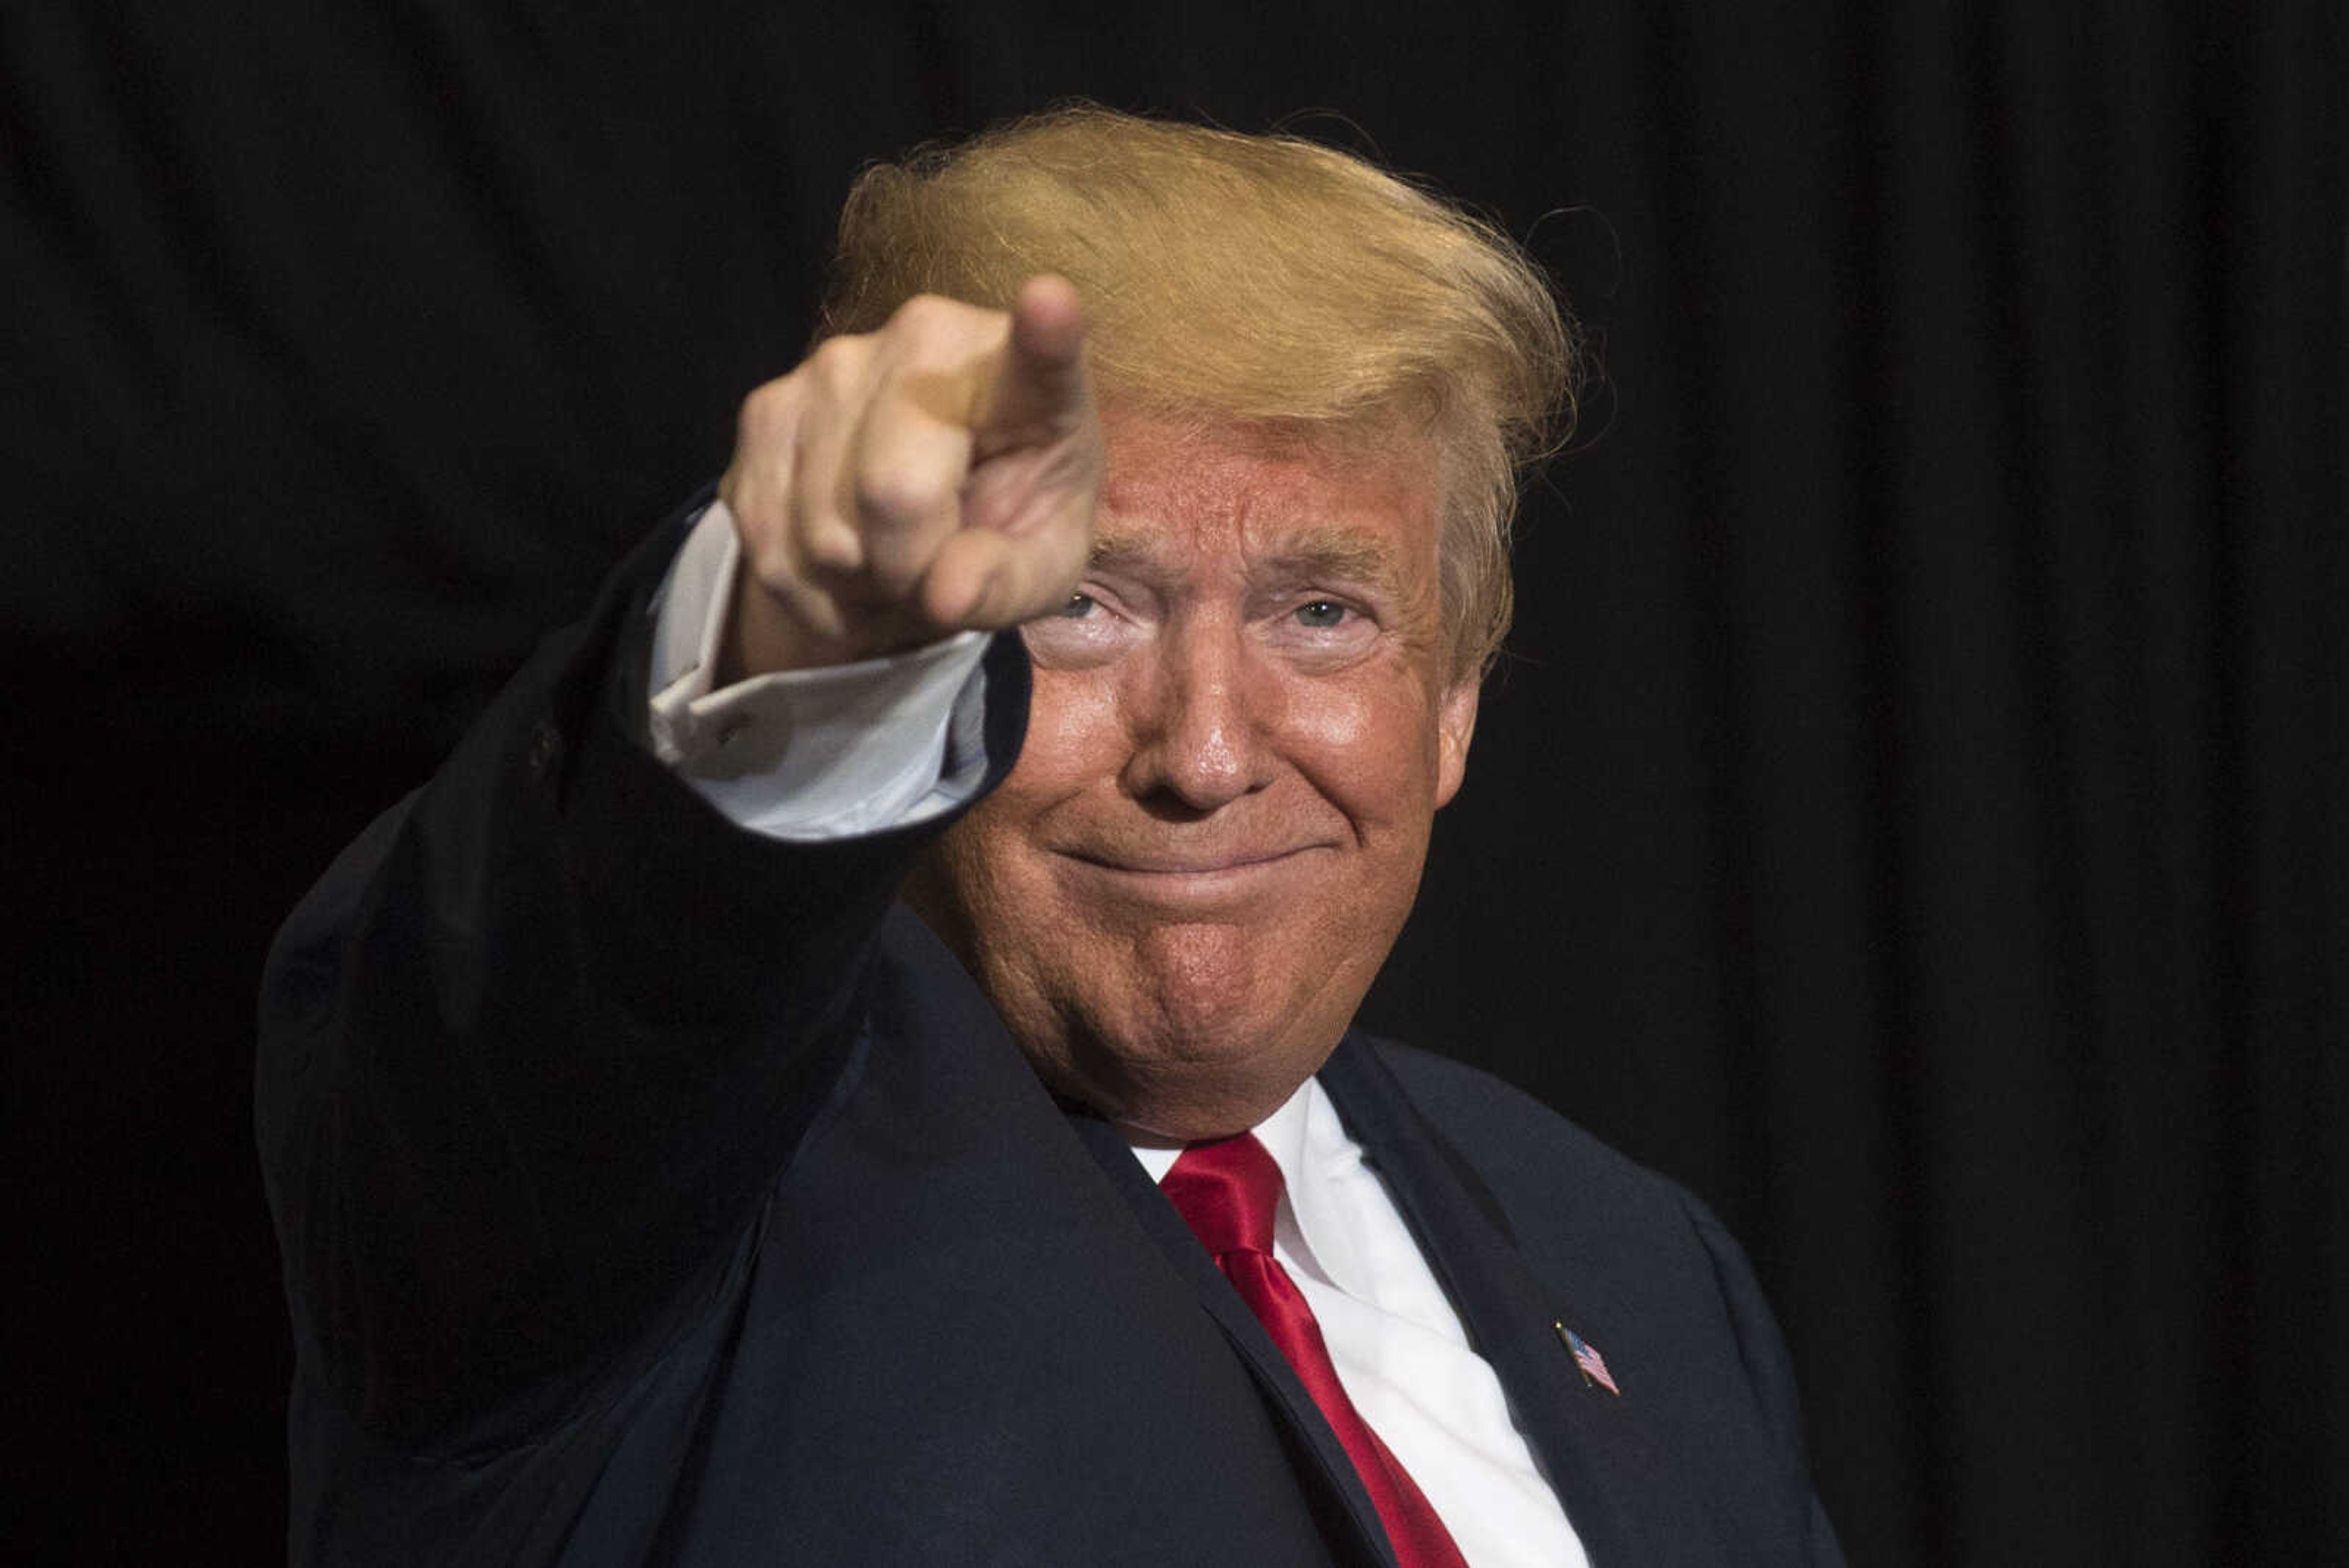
1554,1321 -> 1620,1395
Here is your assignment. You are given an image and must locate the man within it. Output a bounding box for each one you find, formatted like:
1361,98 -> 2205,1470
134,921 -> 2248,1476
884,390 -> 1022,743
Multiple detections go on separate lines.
260,108 -> 1843,1565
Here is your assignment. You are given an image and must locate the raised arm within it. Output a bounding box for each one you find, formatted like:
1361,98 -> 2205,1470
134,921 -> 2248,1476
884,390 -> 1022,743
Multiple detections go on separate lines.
258,280 -> 1100,1449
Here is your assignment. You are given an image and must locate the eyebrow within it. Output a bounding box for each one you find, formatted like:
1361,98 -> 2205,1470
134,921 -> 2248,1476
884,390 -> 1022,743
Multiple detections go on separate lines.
1088,526 -> 1410,600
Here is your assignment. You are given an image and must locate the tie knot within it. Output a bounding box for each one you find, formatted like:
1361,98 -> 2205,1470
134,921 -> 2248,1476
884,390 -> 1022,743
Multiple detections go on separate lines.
1161,1132 -> 1285,1258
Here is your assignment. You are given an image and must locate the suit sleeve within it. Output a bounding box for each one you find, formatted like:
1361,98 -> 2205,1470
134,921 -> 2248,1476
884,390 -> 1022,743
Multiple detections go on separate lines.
254,495 -> 1031,1450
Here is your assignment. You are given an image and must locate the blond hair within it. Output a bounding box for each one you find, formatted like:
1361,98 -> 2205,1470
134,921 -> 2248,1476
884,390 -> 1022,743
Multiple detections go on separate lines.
820,105 -> 1573,679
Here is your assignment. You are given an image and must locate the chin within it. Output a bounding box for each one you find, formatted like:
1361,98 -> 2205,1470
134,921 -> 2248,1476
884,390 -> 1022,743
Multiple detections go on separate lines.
1030,926 -> 1353,1131
1126,922 -> 1288,1037
1050,1039 -> 1320,1143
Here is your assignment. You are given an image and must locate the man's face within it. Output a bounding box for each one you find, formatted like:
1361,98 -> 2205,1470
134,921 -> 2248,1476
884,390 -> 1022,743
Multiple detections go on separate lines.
910,407 -> 1479,1140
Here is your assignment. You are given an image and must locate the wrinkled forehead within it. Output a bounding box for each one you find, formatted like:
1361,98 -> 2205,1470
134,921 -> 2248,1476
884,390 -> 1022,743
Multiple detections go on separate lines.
1094,406 -> 1444,587
1097,398 -> 1439,475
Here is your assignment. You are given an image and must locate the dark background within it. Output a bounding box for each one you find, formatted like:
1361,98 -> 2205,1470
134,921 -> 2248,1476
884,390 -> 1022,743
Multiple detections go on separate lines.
6,2 -> 2340,1562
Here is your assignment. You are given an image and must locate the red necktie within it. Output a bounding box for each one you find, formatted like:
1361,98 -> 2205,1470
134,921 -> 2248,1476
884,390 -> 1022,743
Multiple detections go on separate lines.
1162,1135 -> 1471,1568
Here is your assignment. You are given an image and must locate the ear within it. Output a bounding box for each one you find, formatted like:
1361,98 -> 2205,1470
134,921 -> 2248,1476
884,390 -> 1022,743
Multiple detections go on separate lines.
1433,678 -> 1480,809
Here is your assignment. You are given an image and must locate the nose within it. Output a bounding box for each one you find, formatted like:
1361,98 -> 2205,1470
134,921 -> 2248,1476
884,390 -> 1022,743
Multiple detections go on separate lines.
1119,617 -> 1276,814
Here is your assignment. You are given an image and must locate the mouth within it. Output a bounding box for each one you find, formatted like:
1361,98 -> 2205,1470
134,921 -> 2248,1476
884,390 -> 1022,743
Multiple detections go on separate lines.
1068,848 -> 1312,875
1056,845 -> 1329,901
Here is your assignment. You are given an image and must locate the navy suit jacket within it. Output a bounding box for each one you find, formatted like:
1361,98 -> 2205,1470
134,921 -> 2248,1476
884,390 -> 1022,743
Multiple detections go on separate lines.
258,503 -> 1844,1566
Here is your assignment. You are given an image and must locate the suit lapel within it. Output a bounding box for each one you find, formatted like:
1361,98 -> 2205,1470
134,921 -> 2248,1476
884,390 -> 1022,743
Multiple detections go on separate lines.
1063,1111 -> 1400,1568
1316,1035 -> 1685,1568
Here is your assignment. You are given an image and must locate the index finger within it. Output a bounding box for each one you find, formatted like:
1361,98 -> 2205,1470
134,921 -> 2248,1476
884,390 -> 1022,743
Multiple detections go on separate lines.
970,275 -> 1091,453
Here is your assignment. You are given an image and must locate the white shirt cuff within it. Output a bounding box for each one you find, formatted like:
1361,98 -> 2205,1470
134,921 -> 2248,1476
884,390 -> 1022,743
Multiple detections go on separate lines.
645,500 -> 995,841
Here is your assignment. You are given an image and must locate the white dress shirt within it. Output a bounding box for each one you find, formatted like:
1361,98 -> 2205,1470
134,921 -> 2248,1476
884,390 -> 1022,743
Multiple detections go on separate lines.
646,501 -> 1588,1567
1133,1083 -> 1587,1567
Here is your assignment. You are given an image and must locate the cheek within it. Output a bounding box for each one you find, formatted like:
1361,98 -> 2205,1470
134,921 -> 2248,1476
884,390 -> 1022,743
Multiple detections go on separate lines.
1001,664 -> 1127,797
1282,676 -> 1367,751
1286,681 -> 1447,821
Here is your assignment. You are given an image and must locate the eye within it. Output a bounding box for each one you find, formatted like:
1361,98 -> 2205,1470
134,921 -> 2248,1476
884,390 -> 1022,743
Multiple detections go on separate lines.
1055,592 -> 1098,619
1293,600 -> 1349,629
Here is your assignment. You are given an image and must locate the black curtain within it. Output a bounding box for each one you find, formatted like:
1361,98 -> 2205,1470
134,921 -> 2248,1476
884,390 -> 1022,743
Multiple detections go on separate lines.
6,3 -> 2339,1562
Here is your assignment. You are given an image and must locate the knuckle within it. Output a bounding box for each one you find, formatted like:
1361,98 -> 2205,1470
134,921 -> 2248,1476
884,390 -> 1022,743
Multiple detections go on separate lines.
851,462 -> 943,527
804,333 -> 866,389
736,377 -> 793,440
889,293 -> 958,333
741,534 -> 801,593
800,522 -> 861,575
888,292 -> 1002,359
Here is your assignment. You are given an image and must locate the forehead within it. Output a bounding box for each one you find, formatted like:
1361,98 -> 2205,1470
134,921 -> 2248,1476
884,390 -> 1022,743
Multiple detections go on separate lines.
1094,407 -> 1442,582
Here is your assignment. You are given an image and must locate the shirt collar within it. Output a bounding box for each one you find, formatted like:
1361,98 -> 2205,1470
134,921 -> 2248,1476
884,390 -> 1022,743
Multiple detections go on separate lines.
1129,1076 -> 1378,1298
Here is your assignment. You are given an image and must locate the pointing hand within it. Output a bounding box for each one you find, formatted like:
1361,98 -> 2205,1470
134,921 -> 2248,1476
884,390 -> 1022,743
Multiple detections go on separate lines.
718,276 -> 1102,677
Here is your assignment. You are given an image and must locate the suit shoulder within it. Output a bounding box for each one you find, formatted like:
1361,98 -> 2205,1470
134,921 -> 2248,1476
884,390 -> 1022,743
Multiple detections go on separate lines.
1360,1039 -> 1842,1562
1364,1037 -> 1702,1222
